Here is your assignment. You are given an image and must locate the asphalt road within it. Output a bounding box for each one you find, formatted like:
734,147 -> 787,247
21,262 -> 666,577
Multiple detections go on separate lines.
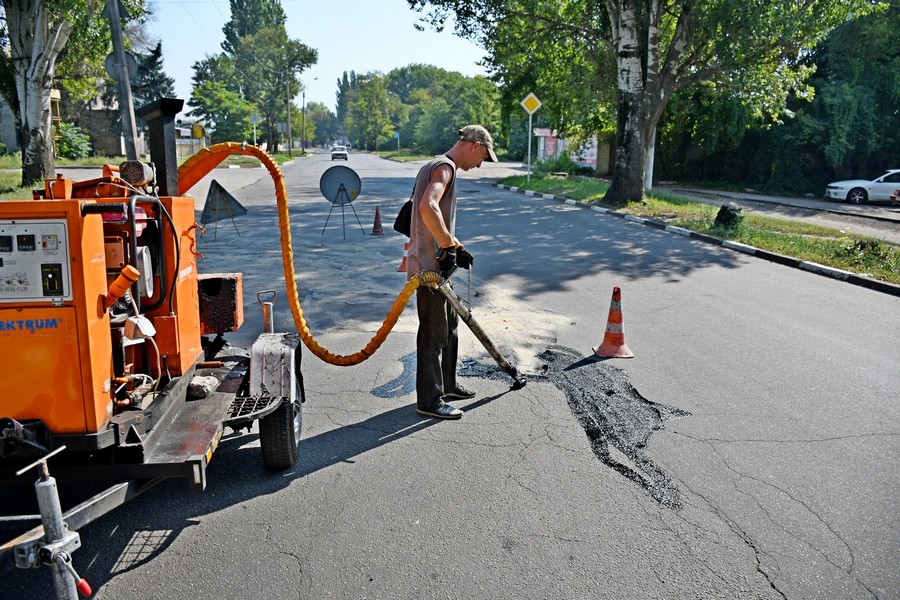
4,152 -> 898,599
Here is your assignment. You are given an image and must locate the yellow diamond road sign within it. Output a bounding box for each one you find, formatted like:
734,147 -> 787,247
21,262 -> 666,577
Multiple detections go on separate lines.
521,93 -> 541,115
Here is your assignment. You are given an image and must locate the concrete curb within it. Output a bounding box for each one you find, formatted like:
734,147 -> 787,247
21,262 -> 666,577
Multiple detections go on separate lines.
494,183 -> 900,298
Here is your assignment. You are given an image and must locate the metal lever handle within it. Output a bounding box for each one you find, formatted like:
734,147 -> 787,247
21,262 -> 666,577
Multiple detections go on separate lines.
53,551 -> 92,597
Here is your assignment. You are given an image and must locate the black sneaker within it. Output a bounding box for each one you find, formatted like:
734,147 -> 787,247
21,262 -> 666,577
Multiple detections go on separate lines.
416,403 -> 463,420
443,385 -> 476,400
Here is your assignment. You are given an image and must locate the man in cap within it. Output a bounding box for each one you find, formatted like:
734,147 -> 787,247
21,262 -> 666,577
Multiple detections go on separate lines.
407,124 -> 498,419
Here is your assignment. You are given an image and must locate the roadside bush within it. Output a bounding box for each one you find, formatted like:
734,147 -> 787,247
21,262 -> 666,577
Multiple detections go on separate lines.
56,123 -> 92,160
534,155 -> 594,176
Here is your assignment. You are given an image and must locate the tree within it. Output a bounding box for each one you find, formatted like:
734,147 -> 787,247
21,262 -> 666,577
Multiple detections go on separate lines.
188,79 -> 253,143
809,6 -> 899,175
232,25 -> 316,151
409,0 -> 876,206
131,41 -> 175,109
221,0 -> 285,55
335,70 -> 356,124
98,39 -> 175,137
344,73 -> 396,150
302,100 -> 340,146
0,0 -> 147,185
654,4 -> 898,194
384,65 -> 500,151
188,2 -> 316,151
3,1 -> 77,184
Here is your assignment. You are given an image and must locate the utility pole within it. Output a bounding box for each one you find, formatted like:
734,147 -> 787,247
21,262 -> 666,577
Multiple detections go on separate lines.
103,0 -> 139,160
300,91 -> 306,154
286,69 -> 293,157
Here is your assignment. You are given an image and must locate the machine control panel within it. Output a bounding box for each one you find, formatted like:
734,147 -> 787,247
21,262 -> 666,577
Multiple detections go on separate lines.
0,220 -> 72,302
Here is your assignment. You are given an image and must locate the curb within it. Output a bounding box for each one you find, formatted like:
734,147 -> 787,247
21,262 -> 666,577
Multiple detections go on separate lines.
494,184 -> 900,298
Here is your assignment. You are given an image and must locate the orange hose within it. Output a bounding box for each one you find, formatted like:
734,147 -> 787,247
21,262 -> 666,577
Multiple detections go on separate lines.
177,143 -> 438,365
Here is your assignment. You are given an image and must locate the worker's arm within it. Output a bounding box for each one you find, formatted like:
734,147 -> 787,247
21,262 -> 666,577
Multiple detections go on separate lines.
418,163 -> 460,248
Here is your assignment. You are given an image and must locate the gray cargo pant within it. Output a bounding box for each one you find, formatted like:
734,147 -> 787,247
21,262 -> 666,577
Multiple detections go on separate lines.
416,286 -> 459,411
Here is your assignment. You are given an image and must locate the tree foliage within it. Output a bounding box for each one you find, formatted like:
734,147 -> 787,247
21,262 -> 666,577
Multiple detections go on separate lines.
303,100 -> 341,146
188,80 -> 253,143
335,70 -> 356,124
55,121 -> 91,159
656,4 -> 898,194
338,65 -> 500,154
0,0 -> 148,183
189,1 -> 316,150
97,39 -> 176,136
221,0 -> 285,55
131,41 -> 175,109
344,73 -> 397,150
408,0 -> 876,205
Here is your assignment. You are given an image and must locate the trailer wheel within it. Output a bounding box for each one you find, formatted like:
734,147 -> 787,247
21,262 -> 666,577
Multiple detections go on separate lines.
259,377 -> 302,469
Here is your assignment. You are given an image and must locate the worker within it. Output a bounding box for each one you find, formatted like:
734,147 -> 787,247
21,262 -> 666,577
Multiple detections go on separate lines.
407,125 -> 499,419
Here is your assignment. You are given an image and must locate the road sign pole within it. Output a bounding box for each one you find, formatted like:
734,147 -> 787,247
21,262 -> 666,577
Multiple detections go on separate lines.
527,114 -> 533,182
520,92 -> 542,183
104,0 -> 139,160
250,113 -> 260,147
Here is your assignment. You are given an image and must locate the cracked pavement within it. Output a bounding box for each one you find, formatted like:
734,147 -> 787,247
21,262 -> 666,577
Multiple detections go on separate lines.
7,154 -> 894,599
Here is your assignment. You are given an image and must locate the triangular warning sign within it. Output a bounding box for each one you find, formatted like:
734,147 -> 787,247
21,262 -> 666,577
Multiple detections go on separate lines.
200,179 -> 248,225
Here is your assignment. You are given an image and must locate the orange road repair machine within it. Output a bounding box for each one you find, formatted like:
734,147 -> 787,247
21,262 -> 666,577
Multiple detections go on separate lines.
0,100 -> 304,599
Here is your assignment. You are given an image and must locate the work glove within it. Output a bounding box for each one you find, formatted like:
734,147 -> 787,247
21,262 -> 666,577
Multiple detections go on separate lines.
456,246 -> 474,269
437,246 -> 458,278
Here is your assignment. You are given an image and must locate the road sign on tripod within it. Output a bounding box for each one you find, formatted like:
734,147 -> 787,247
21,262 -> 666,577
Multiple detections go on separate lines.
200,179 -> 248,240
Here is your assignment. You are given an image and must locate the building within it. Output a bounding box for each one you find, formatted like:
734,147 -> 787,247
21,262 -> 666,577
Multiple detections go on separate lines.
534,128 -> 613,175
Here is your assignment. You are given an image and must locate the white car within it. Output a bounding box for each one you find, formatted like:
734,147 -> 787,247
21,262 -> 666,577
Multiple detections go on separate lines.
331,145 -> 348,160
825,169 -> 900,204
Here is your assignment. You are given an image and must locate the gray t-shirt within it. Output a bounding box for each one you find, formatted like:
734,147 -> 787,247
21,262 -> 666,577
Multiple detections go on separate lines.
407,155 -> 457,279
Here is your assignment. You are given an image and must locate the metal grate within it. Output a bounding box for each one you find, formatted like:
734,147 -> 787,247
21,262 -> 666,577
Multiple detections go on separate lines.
227,396 -> 278,419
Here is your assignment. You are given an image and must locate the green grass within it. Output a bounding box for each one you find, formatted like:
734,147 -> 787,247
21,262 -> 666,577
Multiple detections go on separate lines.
498,174 -> 900,285
501,174 -> 609,202
374,150 -> 433,162
0,149 -> 299,199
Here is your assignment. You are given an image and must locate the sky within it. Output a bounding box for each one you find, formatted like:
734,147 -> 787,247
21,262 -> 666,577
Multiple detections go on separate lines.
145,0 -> 490,113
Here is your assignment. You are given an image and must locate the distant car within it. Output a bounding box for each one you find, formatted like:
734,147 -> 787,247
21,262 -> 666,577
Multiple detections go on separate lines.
825,169 -> 900,204
892,188 -> 900,206
331,145 -> 348,160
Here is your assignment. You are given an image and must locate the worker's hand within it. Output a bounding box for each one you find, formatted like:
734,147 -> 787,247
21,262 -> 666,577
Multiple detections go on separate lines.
437,247 -> 458,278
456,246 -> 474,269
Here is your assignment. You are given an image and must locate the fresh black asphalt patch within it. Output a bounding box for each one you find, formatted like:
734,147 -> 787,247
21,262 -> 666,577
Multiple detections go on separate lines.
458,345 -> 690,509
537,346 -> 689,508
375,346 -> 689,508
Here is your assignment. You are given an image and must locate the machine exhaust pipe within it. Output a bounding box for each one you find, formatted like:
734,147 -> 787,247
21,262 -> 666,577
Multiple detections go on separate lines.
135,98 -> 184,197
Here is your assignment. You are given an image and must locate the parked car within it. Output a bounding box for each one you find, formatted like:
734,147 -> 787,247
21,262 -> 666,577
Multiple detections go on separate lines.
331,145 -> 348,160
891,188 -> 899,206
825,169 -> 900,204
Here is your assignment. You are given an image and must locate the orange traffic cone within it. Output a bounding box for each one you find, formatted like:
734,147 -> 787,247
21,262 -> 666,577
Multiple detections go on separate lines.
397,240 -> 409,272
594,286 -> 634,358
372,205 -> 384,235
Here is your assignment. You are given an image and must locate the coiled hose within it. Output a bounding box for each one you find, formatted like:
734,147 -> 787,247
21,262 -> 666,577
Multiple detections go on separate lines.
178,142 -> 439,366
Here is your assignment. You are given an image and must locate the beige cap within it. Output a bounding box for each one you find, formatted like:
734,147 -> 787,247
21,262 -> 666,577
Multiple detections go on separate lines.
458,125 -> 498,162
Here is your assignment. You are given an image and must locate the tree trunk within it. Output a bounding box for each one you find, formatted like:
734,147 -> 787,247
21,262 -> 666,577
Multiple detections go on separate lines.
604,90 -> 648,206
19,77 -> 55,186
602,0 -> 675,207
5,1 -> 73,187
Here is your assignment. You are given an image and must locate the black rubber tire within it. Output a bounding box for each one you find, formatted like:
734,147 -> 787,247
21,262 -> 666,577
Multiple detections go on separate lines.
259,378 -> 302,470
846,188 -> 867,204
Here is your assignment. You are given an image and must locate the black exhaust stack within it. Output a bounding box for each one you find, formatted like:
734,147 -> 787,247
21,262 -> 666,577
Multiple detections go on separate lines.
136,98 -> 184,196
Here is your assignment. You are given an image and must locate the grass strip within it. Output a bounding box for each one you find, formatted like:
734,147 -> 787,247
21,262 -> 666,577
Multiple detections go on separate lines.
499,175 -> 900,285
